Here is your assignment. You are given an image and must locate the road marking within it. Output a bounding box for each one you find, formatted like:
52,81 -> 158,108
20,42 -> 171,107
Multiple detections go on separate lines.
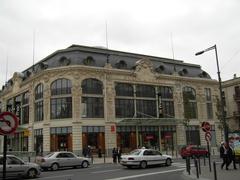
105,168 -> 185,180
38,174 -> 73,179
92,169 -> 122,173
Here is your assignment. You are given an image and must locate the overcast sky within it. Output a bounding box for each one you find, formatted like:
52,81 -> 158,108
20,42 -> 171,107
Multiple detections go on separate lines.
0,0 -> 240,87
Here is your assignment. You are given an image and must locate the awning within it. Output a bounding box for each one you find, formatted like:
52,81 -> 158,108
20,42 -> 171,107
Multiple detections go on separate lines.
116,118 -> 183,126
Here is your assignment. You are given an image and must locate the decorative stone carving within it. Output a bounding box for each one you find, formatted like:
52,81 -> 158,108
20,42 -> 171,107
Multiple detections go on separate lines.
134,58 -> 155,82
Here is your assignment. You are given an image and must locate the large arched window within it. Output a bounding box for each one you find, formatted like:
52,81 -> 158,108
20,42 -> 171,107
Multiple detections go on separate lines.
51,78 -> 72,119
115,83 -> 134,118
183,86 -> 197,119
82,78 -> 103,94
81,78 -> 104,118
35,83 -> 44,122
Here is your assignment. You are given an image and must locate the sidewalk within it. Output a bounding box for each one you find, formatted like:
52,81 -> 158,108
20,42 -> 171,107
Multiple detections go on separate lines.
184,161 -> 240,180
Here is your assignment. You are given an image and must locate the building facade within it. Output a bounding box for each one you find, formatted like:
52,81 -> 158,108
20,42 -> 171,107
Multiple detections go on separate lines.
0,45 -> 222,156
222,75 -> 240,132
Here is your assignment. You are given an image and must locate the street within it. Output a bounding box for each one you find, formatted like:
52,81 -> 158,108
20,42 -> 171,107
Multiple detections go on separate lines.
36,160 -> 188,180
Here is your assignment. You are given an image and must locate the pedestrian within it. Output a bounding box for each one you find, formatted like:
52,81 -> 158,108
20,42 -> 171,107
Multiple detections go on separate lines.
82,146 -> 87,157
87,145 -> 92,158
228,143 -> 237,170
117,147 -> 122,163
112,147 -> 117,163
98,147 -> 102,158
220,142 -> 229,170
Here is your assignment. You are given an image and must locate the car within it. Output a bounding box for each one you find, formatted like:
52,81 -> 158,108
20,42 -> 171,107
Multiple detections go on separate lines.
0,155 -> 41,179
120,148 -> 172,169
35,151 -> 91,171
180,145 -> 208,159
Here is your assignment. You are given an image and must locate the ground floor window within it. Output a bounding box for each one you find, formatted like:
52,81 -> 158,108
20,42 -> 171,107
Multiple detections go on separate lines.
161,126 -> 176,154
138,126 -> 159,149
7,132 -> 28,151
82,126 -> 105,154
34,129 -> 43,155
186,126 -> 200,145
117,126 -> 136,152
50,127 -> 72,152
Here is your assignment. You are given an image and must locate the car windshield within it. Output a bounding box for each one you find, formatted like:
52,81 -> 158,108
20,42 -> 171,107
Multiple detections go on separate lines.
44,153 -> 55,158
128,149 -> 141,155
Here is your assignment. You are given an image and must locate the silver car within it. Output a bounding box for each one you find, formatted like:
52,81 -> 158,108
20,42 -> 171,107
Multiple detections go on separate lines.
120,148 -> 172,169
0,155 -> 41,179
36,151 -> 91,171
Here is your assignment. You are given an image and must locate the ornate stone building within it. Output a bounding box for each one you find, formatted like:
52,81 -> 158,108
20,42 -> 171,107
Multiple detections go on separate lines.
0,45 -> 222,155
222,75 -> 240,132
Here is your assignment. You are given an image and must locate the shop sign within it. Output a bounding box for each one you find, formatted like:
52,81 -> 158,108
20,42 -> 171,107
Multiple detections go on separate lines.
111,125 -> 115,132
146,135 -> 154,140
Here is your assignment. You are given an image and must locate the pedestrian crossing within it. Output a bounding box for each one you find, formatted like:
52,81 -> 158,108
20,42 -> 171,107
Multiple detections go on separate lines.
172,162 -> 194,168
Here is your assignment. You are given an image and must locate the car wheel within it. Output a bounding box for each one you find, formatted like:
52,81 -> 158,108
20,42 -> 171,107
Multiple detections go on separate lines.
165,158 -> 172,166
27,168 -> 37,178
51,163 -> 59,171
140,161 -> 147,169
81,161 -> 89,168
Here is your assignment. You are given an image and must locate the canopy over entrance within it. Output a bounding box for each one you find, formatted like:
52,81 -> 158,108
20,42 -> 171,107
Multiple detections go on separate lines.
116,118 -> 183,126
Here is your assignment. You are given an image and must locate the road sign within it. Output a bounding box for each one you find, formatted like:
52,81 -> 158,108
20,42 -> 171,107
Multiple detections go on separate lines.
0,112 -> 19,135
202,121 -> 211,132
205,131 -> 212,142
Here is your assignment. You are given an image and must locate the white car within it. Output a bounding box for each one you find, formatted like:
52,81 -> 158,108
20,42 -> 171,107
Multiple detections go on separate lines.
0,155 -> 41,179
120,148 -> 172,169
35,151 -> 91,171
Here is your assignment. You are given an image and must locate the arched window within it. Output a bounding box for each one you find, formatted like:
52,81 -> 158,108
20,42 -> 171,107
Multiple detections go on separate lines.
115,60 -> 127,69
115,83 -> 134,96
82,78 -> 103,94
183,86 -> 197,119
35,83 -> 44,122
51,79 -> 72,119
81,78 -> 104,118
51,78 -> 72,95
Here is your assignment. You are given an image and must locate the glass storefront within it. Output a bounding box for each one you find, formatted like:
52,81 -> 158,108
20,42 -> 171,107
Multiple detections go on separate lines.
160,126 -> 176,154
138,126 -> 159,149
82,126 -> 105,154
117,126 -> 136,152
34,129 -> 43,155
50,127 -> 72,151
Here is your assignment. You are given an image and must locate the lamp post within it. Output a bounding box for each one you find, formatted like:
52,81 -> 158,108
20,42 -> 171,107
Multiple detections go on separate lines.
195,45 -> 228,144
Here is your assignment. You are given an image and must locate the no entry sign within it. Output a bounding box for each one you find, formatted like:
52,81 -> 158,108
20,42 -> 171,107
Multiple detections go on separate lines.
201,121 -> 211,132
0,112 -> 19,135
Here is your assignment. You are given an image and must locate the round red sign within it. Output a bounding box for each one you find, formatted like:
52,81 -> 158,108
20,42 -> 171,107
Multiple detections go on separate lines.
0,112 -> 19,135
201,121 -> 211,132
205,131 -> 212,142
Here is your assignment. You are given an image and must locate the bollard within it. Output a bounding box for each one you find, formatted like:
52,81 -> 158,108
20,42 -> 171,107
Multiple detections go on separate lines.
28,156 -> 31,162
91,156 -> 93,164
194,159 -> 199,179
186,156 -> 190,175
203,156 -> 206,166
104,153 -> 106,164
213,161 -> 217,180
198,157 -> 201,175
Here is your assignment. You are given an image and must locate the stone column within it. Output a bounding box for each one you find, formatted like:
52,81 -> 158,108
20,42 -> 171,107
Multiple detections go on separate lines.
28,87 -> 34,152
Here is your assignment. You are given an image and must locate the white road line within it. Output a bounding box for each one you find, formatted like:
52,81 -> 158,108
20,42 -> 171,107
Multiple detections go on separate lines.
38,174 -> 73,179
105,168 -> 185,180
92,169 -> 122,173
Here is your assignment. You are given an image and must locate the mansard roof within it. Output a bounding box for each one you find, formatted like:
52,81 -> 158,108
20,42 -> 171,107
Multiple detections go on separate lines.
2,44 -> 211,91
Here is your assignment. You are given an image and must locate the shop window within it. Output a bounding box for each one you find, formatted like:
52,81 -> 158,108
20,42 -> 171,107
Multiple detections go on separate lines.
136,85 -> 155,98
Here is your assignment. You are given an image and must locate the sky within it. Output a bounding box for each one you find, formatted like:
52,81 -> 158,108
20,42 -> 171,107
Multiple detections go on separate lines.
0,0 -> 240,87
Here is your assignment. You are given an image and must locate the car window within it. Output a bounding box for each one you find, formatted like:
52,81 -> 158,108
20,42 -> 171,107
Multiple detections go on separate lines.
129,149 -> 141,155
152,150 -> 161,155
56,153 -> 64,158
7,157 -> 23,165
143,150 -> 153,156
45,153 -> 55,158
65,153 -> 75,158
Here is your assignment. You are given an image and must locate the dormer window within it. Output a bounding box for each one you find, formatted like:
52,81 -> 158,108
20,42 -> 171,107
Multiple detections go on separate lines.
199,71 -> 208,78
83,56 -> 95,66
156,65 -> 165,73
116,60 -> 127,69
59,56 -> 71,66
39,62 -> 48,70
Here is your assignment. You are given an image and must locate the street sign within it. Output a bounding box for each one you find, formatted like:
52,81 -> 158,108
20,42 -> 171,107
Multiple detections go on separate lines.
0,112 -> 19,135
201,121 -> 211,132
205,131 -> 212,142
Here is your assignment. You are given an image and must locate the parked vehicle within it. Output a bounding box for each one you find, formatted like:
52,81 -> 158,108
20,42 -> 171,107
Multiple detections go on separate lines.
120,148 -> 172,169
180,145 -> 208,159
0,155 -> 41,179
36,151 -> 90,171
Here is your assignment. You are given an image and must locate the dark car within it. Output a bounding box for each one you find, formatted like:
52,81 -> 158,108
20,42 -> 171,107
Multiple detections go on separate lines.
180,145 -> 208,158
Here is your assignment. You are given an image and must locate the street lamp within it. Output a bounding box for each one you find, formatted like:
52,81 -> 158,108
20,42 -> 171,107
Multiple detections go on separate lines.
195,45 -> 228,144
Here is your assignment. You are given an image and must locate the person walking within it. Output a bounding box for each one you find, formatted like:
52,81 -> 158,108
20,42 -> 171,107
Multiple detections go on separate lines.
228,143 -> 237,170
112,147 -> 117,163
117,147 -> 122,163
220,142 -> 229,170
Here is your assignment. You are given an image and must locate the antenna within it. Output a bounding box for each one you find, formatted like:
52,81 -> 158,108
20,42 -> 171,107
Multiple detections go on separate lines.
105,21 -> 109,63
5,54 -> 8,84
32,29 -> 36,72
170,33 -> 175,60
